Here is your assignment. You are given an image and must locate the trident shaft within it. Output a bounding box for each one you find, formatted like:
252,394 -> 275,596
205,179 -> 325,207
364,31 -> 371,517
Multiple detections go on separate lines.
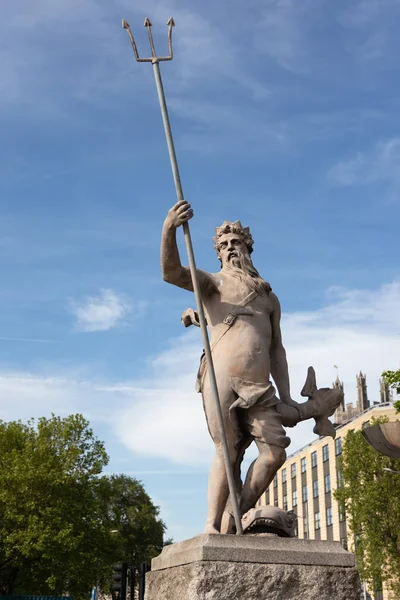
122,16 -> 244,536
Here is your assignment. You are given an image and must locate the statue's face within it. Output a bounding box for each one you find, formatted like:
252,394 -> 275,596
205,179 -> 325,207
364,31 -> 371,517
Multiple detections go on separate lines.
218,233 -> 249,268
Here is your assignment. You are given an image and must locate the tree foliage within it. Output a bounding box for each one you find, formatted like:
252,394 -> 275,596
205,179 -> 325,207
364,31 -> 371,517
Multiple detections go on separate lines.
97,474 -> 166,584
0,415 -> 166,600
335,417 -> 400,596
382,369 -> 400,413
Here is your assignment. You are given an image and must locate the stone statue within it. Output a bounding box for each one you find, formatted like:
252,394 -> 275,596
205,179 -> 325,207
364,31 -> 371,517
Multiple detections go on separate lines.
161,200 -> 343,535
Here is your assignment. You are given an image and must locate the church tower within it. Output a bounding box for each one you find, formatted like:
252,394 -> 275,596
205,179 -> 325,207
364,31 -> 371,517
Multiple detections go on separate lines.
333,376 -> 345,425
356,371 -> 369,412
333,376 -> 345,409
379,378 -> 393,404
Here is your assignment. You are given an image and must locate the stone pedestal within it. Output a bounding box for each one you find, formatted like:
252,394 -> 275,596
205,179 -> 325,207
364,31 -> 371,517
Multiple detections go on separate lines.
145,534 -> 360,600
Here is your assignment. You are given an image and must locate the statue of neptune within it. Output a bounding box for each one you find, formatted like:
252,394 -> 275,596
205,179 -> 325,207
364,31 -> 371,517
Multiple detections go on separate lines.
161,200 -> 342,535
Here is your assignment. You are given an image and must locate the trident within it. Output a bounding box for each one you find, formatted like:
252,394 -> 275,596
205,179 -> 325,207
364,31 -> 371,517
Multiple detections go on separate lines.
122,17 -> 244,535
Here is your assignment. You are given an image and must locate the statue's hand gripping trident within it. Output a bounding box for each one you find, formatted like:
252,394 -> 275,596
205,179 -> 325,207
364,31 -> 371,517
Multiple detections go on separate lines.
122,17 -> 244,535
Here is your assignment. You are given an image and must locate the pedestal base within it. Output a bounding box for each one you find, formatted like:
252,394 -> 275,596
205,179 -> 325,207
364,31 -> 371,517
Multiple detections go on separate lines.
145,534 -> 360,600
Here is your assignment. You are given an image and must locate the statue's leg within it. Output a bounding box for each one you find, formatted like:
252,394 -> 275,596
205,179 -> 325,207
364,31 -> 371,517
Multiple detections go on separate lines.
202,376 -> 239,534
205,442 -> 238,534
220,435 -> 252,534
240,442 -> 286,515
240,404 -> 289,515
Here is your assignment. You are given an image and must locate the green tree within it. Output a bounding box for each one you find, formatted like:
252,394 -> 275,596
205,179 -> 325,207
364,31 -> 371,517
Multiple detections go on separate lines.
0,414 -> 109,598
382,369 -> 400,412
335,417 -> 400,596
98,474 -> 165,571
0,415 -> 166,600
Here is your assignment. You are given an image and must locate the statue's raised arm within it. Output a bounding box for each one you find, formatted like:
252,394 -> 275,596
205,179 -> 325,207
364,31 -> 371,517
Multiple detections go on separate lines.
161,200 -> 215,294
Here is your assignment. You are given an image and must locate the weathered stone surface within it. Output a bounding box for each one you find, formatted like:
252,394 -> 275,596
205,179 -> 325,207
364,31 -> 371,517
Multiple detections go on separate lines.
145,561 -> 360,600
151,534 -> 355,571
147,536 -> 359,600
161,207 -> 345,536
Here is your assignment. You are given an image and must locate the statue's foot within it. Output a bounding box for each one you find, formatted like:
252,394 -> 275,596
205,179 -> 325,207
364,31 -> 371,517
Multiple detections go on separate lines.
204,519 -> 220,534
204,525 -> 219,534
220,511 -> 236,535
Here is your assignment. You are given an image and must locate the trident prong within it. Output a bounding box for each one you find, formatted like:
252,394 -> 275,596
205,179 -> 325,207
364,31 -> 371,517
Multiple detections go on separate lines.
122,17 -> 174,63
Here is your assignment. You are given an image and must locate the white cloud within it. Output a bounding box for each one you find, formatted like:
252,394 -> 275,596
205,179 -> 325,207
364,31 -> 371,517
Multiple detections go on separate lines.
0,371 -> 100,423
115,280 -> 400,465
1,281 -> 399,467
327,138 -> 400,189
109,330 -> 212,465
0,366 -> 132,425
70,288 -> 133,332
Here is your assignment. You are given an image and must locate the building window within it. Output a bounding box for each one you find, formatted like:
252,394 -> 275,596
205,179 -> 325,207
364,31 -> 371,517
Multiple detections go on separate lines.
273,474 -> 278,488
265,489 -> 270,505
326,506 -> 333,526
339,503 -> 346,522
335,437 -> 342,455
324,474 -> 331,494
313,480 -> 319,498
304,513 -> 308,534
337,468 -> 343,488
323,444 -> 329,462
292,489 -> 298,507
311,451 -> 317,468
283,495 -> 288,511
301,457 -> 307,473
314,511 -> 321,530
302,485 -> 308,503
291,463 -> 296,478
274,499 -> 278,507
282,468 -> 287,484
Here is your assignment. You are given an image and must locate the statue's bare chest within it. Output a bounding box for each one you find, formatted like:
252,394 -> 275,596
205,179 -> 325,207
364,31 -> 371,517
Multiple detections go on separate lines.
205,275 -> 273,321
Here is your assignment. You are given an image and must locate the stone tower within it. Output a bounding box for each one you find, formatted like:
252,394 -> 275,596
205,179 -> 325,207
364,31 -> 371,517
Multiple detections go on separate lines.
379,378 -> 393,404
333,376 -> 346,425
356,371 -> 369,412
333,376 -> 345,409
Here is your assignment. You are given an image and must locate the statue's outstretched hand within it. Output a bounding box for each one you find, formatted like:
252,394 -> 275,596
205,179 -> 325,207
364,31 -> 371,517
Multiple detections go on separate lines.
280,396 -> 301,409
166,200 -> 194,229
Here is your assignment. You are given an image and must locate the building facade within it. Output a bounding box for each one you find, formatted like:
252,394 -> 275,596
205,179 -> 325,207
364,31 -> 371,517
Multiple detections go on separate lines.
259,372 -> 397,599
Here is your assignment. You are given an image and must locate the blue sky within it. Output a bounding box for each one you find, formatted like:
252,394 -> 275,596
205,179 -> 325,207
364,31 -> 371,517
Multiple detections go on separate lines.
1,0 -> 399,542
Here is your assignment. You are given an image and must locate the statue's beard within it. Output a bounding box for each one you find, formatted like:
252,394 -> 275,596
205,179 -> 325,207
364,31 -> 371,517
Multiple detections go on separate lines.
222,252 -> 270,295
